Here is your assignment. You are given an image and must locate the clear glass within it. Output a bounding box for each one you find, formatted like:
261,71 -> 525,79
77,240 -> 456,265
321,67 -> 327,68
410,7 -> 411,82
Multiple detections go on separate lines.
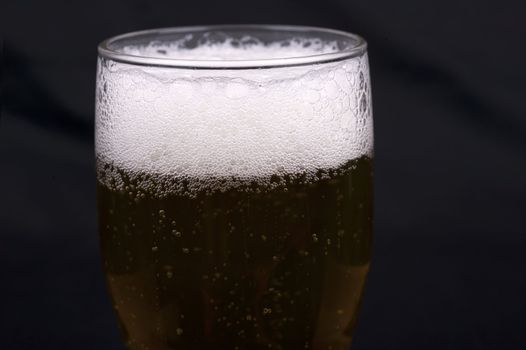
96,25 -> 373,350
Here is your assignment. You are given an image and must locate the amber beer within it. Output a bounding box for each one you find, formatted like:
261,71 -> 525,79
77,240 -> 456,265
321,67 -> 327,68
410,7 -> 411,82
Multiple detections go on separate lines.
96,26 -> 373,349
97,155 -> 372,349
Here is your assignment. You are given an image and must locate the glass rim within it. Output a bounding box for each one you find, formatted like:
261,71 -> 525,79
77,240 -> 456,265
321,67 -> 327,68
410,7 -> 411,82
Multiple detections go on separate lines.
98,25 -> 367,69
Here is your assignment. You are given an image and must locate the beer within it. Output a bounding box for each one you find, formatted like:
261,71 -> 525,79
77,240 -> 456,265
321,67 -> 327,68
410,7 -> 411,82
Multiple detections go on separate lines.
97,156 -> 372,349
96,26 -> 373,350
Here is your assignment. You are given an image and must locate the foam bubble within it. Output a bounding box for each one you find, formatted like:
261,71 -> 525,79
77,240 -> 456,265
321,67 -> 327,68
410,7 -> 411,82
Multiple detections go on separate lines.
96,40 -> 373,193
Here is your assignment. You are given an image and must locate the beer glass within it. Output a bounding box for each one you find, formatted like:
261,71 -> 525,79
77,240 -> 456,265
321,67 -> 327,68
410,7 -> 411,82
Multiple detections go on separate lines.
96,25 -> 373,350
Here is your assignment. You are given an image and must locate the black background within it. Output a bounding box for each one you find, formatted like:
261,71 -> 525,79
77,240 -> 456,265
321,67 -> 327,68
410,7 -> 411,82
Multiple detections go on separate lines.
1,0 -> 525,349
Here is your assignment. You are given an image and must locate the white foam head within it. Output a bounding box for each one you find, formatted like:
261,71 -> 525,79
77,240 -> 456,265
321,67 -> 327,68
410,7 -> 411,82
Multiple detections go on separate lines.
96,36 -> 373,192
121,36 -> 341,60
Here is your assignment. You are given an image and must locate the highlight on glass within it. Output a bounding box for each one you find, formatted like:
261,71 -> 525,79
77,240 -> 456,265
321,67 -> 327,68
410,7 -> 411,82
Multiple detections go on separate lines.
95,25 -> 373,350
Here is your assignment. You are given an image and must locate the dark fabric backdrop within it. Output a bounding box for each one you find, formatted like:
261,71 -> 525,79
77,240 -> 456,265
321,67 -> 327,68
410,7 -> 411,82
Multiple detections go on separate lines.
1,0 -> 525,349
